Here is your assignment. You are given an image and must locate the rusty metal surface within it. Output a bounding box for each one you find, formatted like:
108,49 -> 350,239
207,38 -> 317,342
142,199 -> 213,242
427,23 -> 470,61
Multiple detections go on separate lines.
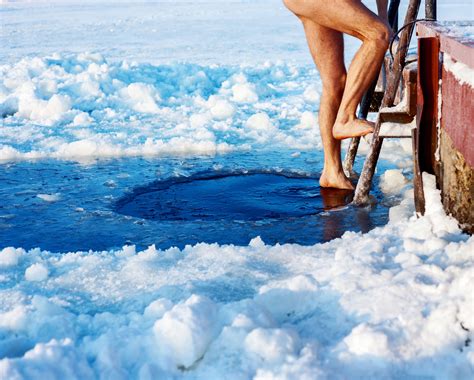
379,62 -> 418,124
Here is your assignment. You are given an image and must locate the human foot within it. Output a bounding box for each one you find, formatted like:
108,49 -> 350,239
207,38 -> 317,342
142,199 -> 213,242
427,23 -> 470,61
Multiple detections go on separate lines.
320,170 -> 354,190
332,118 -> 374,140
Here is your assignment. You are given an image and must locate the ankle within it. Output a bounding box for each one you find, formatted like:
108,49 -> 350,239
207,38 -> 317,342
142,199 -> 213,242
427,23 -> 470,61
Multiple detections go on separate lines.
335,114 -> 355,125
323,164 -> 344,176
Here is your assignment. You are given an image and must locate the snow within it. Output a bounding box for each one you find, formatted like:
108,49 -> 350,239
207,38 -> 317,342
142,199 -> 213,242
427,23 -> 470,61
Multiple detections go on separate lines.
342,323 -> 391,357
0,247 -> 23,267
444,54 -> 474,88
1,1 -> 473,378
246,112 -> 275,132
435,79 -> 443,162
379,169 -> 409,194
153,295 -> 219,370
25,263 -> 49,281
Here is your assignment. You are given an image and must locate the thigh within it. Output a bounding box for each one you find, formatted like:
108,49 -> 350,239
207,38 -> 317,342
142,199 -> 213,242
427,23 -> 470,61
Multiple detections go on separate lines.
284,0 -> 383,40
301,19 -> 346,84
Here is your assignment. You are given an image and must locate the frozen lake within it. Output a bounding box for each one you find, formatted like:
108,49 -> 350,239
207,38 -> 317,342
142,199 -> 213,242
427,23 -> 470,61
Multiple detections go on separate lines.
0,1 -> 473,379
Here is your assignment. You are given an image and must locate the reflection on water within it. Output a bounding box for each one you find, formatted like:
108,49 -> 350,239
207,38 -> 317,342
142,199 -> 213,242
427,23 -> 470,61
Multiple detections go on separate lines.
320,188 -> 354,242
320,188 -> 354,210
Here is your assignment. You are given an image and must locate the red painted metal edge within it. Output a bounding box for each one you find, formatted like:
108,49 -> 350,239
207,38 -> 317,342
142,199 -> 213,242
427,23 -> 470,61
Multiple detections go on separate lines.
417,21 -> 474,66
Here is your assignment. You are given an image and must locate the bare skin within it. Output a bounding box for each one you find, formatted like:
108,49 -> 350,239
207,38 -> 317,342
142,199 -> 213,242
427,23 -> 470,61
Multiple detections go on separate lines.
283,0 -> 390,189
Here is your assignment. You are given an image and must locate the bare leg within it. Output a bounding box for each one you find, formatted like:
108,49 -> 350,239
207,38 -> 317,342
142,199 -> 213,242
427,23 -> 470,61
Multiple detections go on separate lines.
284,0 -> 390,140
300,19 -> 353,189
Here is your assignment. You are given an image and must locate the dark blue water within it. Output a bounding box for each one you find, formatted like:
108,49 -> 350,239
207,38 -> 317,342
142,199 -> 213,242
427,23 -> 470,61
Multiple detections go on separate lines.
0,151 -> 396,252
114,170 -> 385,246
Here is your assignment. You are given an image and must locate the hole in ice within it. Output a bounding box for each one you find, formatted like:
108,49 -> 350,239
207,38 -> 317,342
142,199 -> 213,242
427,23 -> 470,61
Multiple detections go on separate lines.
115,171 -> 354,221
115,171 -> 389,246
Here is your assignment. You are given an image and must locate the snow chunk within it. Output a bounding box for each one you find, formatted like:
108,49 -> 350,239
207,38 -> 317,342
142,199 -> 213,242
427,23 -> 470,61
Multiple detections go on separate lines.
255,275 -> 319,321
303,85 -> 320,104
245,328 -> 300,363
144,298 -> 173,320
17,94 -> 72,126
119,83 -> 160,113
208,96 -> 235,120
72,112 -> 94,126
343,324 -> 392,357
379,169 -> 408,194
25,263 -> 49,282
249,236 -> 266,248
232,82 -> 258,103
0,339 -> 94,380
246,112 -> 274,131
153,295 -> 218,369
0,247 -> 24,267
0,306 -> 28,331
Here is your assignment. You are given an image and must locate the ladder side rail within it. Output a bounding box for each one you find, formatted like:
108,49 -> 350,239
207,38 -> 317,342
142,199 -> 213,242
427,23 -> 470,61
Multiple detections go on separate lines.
353,0 -> 422,205
425,0 -> 437,20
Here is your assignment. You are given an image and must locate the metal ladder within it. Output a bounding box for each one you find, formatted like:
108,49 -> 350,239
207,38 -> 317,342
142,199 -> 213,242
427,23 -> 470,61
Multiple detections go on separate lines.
344,0 -> 437,208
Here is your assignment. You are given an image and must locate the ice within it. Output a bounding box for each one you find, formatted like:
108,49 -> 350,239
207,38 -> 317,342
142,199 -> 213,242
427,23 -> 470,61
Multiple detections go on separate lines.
72,112 -> 93,126
25,263 -> 49,282
207,96 -> 235,120
0,339 -> 94,380
0,247 -> 24,267
153,295 -> 218,369
119,83 -> 161,114
0,306 -> 28,331
246,112 -> 275,132
37,193 -> 61,202
0,54 -> 330,162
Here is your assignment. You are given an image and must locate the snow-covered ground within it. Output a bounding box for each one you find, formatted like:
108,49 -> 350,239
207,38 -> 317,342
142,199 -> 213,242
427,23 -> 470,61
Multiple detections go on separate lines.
0,176 -> 472,379
0,1 -> 473,379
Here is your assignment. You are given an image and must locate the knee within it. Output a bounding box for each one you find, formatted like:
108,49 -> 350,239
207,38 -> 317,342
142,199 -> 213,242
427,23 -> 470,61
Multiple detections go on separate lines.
283,0 -> 307,20
283,0 -> 297,14
364,22 -> 391,51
